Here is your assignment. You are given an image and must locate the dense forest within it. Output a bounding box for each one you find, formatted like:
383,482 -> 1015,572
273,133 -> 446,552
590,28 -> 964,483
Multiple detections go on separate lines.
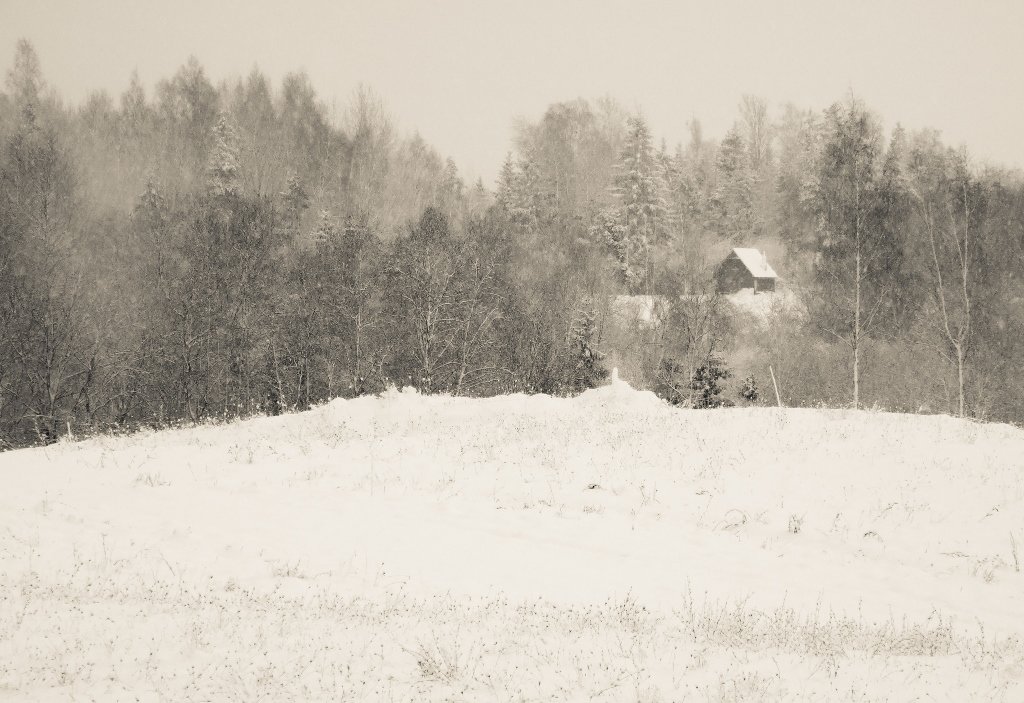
1,39 -> 1023,448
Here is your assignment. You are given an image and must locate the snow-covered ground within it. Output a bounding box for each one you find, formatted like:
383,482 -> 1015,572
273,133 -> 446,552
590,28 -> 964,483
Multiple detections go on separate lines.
610,288 -> 804,330
2,378 -> 1023,701
726,287 -> 803,324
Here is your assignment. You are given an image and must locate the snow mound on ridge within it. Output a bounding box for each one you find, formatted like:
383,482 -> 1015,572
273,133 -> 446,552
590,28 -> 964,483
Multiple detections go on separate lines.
577,367 -> 665,411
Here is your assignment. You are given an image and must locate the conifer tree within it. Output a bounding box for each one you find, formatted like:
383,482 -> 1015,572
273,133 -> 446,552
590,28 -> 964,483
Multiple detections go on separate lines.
439,157 -> 464,221
280,172 -> 309,235
567,298 -> 608,392
608,114 -> 667,290
208,113 -> 241,198
495,153 -> 518,212
714,125 -> 754,240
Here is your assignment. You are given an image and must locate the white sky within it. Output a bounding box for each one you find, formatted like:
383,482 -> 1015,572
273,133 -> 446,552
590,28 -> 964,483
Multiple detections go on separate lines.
2,0 -> 1022,186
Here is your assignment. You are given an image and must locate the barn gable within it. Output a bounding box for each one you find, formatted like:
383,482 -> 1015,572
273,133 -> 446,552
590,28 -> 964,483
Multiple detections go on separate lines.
716,248 -> 778,294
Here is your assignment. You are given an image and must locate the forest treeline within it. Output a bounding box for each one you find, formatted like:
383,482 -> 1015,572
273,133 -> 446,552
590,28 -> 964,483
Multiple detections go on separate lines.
1,40 -> 1023,447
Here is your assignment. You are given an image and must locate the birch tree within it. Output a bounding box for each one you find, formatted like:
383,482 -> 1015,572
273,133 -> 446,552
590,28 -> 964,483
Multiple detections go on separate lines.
907,139 -> 983,417
811,98 -> 899,408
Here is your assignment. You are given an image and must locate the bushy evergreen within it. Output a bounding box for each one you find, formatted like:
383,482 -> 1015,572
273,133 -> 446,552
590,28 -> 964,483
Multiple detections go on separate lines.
739,375 -> 759,403
689,356 -> 731,409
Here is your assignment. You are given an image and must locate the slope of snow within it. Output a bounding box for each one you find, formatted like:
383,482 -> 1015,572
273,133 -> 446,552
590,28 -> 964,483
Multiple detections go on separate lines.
2,377 -> 1023,700
727,287 -> 803,323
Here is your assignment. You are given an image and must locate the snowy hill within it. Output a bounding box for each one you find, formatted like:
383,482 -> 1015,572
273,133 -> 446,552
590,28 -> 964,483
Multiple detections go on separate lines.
2,378 -> 1023,700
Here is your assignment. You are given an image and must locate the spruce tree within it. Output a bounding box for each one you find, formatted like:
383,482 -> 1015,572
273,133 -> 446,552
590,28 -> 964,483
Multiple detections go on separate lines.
495,153 -> 518,212
611,114 -> 668,290
568,298 -> 608,392
714,125 -> 755,240
280,172 -> 309,235
208,113 -> 241,198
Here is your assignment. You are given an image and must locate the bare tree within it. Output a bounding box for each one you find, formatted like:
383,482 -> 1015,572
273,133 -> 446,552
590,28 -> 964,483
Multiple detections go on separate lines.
740,95 -> 771,174
908,144 -> 981,417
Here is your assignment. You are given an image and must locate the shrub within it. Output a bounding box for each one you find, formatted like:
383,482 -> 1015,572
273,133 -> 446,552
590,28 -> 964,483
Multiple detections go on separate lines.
739,374 -> 759,403
690,355 -> 731,409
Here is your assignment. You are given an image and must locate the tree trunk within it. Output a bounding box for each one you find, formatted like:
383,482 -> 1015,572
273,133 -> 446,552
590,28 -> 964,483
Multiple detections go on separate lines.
853,219 -> 862,410
957,179 -> 971,418
302,358 -> 310,409
352,308 -> 362,395
956,343 -> 965,418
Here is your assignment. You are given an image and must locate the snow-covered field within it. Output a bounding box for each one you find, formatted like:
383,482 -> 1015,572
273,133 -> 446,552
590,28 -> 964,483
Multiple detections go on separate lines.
2,378 -> 1023,701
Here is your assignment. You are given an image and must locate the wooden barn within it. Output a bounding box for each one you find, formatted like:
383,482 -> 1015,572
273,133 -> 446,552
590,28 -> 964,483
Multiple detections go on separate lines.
715,248 -> 778,294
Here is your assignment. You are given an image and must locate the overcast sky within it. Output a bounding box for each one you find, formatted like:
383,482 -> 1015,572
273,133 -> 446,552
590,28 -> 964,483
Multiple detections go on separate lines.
2,0 -> 1022,185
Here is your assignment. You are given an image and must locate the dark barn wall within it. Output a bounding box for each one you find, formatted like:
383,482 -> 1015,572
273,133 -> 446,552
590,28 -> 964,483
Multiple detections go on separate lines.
754,277 -> 776,293
716,255 -> 753,293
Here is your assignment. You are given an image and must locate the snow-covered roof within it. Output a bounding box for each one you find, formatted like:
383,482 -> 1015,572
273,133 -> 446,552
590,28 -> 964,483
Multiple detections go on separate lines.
731,248 -> 778,279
